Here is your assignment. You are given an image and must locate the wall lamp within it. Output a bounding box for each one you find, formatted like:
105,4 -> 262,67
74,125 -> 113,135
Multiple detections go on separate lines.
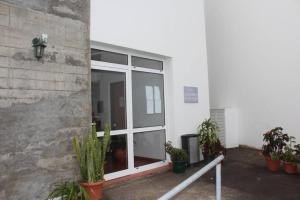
32,34 -> 48,60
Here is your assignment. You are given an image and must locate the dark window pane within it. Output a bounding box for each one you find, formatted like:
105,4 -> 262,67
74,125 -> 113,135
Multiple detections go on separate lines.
132,71 -> 165,128
91,48 -> 128,65
132,56 -> 163,70
92,70 -> 126,131
134,130 -> 166,167
104,134 -> 128,174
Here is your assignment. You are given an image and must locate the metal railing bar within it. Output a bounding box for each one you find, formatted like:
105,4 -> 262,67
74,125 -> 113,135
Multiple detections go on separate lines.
158,155 -> 224,200
216,162 -> 221,200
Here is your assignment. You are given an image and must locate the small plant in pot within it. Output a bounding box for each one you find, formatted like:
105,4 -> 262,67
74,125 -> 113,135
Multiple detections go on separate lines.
198,119 -> 225,163
262,127 -> 289,172
165,141 -> 188,173
72,123 -> 110,200
282,137 -> 298,174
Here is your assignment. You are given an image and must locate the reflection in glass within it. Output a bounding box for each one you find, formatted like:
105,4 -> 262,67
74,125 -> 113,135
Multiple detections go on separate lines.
91,49 -> 128,65
104,134 -> 128,174
134,130 -> 166,167
91,70 -> 126,131
132,56 -> 163,71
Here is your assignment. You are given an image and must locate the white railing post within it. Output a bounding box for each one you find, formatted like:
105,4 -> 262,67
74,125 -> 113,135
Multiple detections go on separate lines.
216,163 -> 221,200
158,155 -> 224,200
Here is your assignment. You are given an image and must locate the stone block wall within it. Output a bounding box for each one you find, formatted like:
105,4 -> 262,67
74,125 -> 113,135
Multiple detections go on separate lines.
0,1 -> 90,199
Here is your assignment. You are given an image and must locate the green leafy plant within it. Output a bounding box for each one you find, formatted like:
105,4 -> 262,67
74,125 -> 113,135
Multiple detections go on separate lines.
198,119 -> 224,158
72,123 -> 110,183
165,141 -> 188,162
282,136 -> 298,164
270,152 -> 281,161
262,127 -> 289,160
198,119 -> 218,146
294,144 -> 300,162
48,181 -> 89,200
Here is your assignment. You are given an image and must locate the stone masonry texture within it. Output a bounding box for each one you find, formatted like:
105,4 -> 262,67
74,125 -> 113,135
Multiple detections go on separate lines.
0,0 -> 90,199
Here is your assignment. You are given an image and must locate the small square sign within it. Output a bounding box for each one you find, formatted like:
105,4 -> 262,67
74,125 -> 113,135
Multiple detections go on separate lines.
184,86 -> 198,103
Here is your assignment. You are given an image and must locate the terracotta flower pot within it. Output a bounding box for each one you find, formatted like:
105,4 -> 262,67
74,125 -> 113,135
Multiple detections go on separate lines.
114,148 -> 127,164
265,156 -> 280,172
80,180 -> 104,200
283,162 -> 297,174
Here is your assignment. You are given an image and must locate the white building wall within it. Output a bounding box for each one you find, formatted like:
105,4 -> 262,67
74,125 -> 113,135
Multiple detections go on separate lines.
91,0 -> 210,147
205,0 -> 300,148
224,108 -> 239,148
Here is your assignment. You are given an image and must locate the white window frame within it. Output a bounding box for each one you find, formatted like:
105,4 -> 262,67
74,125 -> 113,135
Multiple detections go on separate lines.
91,44 -> 169,180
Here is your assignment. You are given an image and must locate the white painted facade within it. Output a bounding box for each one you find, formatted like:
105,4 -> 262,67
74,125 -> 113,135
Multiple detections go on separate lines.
90,0 -> 210,179
205,0 -> 300,148
8,0 -> 300,198
91,0 -> 300,177
91,0 -> 210,147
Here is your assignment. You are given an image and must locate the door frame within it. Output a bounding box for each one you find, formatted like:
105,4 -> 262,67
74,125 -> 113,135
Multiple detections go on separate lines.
91,49 -> 169,181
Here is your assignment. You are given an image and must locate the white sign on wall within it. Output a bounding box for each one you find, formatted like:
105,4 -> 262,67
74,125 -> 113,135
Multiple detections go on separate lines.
184,86 -> 198,103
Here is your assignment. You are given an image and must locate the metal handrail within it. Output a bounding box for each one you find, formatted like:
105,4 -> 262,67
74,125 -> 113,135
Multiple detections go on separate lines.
158,155 -> 224,200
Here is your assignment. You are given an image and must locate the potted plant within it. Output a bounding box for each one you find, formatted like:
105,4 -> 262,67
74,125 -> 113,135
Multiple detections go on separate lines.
198,119 -> 225,163
165,141 -> 188,173
72,123 -> 110,200
262,127 -> 289,172
282,136 -> 298,174
48,181 -> 89,200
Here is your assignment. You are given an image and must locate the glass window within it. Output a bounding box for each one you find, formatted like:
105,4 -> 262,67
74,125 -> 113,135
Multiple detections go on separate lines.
132,56 -> 163,71
91,70 -> 126,131
91,49 -> 128,65
132,71 -> 165,128
134,130 -> 166,167
104,134 -> 128,174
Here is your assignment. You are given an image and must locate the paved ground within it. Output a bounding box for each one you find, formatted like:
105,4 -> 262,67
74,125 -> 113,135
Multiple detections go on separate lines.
103,148 -> 300,200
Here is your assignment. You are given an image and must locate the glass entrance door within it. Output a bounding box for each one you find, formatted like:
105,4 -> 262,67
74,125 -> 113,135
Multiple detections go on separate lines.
91,49 -> 167,180
132,71 -> 166,167
91,68 -> 130,177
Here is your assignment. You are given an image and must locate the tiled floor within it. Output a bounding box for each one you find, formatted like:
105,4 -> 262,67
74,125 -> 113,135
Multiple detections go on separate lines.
104,148 -> 300,200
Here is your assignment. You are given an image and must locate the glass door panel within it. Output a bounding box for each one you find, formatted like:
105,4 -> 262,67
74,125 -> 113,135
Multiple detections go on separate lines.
104,134 -> 128,174
133,130 -> 166,167
132,71 -> 165,128
91,69 -> 127,131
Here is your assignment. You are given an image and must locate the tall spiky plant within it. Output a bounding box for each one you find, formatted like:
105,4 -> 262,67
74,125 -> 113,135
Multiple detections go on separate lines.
48,181 -> 89,200
72,123 -> 110,183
